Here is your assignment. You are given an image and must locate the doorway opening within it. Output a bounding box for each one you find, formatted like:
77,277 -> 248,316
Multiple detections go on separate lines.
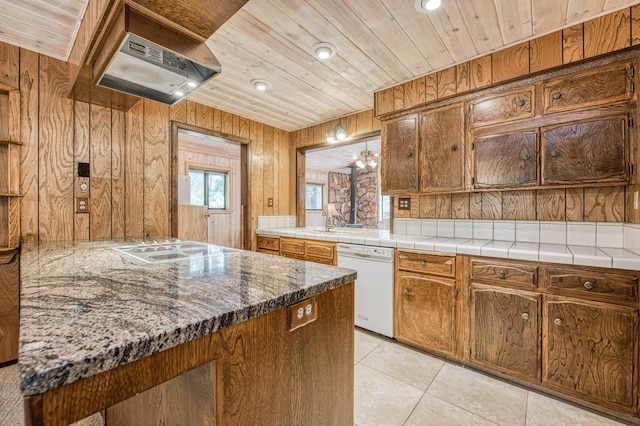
170,123 -> 250,249
297,131 -> 390,230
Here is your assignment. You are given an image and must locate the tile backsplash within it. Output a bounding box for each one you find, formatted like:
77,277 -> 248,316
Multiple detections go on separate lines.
257,215 -> 296,229
393,219 -> 632,250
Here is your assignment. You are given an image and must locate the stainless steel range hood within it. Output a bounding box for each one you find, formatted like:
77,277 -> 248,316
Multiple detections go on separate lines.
93,6 -> 221,105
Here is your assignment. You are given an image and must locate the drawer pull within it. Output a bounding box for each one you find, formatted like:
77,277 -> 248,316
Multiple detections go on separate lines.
421,260 -> 427,267
450,144 -> 458,151
583,281 -> 595,290
521,312 -> 530,320
522,153 -> 530,161
497,270 -> 507,278
402,288 -> 409,296
407,151 -> 414,158
554,318 -> 563,326
551,150 -> 560,158
518,99 -> 526,107
552,92 -> 562,100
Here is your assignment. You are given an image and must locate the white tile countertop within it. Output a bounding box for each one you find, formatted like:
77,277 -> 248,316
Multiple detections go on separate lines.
257,219 -> 640,271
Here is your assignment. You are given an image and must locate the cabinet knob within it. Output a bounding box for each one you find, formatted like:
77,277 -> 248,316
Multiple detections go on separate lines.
552,92 -> 562,100
554,318 -> 563,326
451,144 -> 458,151
583,281 -> 595,290
421,260 -> 427,267
551,150 -> 560,158
407,151 -> 414,158
521,312 -> 530,320
522,153 -> 531,161
403,288 -> 409,295
498,270 -> 507,278
518,99 -> 526,107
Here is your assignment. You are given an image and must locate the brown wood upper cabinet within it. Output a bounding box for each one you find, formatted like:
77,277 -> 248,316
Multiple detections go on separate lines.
469,86 -> 535,127
381,114 -> 419,194
474,130 -> 538,189
543,62 -> 633,114
420,104 -> 465,192
541,114 -> 628,185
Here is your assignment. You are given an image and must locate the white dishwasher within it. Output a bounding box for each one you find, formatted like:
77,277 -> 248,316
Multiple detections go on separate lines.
337,243 -> 394,337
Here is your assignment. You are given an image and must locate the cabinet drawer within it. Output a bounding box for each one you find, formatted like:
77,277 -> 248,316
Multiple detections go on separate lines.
280,238 -> 304,255
257,236 -> 280,251
306,256 -> 335,266
256,248 -> 279,256
470,86 -> 535,127
471,259 -> 537,289
305,241 -> 335,260
543,62 -> 632,114
397,252 -> 455,277
542,267 -> 638,304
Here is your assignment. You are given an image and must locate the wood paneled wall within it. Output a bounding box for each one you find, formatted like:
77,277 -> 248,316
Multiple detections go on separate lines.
6,42 -> 294,247
290,109 -> 381,149
375,6 -> 640,116
369,5 -> 640,223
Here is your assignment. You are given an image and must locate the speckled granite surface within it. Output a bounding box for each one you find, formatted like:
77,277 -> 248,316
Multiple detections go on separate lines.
18,240 -> 356,396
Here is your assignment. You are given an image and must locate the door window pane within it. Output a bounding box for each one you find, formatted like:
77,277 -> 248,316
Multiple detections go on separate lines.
189,170 -> 205,206
208,173 -> 226,209
189,168 -> 227,210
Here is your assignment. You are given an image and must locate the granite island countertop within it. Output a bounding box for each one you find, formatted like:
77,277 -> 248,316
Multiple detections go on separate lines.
18,240 -> 356,396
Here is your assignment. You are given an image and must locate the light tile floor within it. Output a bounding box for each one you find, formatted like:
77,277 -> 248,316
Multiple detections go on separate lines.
354,329 -> 626,426
0,330 -> 628,425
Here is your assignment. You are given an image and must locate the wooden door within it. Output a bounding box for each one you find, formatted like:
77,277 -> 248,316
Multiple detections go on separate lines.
541,115 -> 628,185
395,271 -> 456,356
420,104 -> 464,191
381,114 -> 419,193
543,297 -> 638,413
177,205 -> 209,243
474,130 -> 538,188
0,250 -> 19,363
470,285 -> 541,382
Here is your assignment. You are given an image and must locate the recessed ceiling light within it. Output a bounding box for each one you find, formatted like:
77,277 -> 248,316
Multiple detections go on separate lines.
415,0 -> 443,13
311,42 -> 336,60
251,79 -> 270,91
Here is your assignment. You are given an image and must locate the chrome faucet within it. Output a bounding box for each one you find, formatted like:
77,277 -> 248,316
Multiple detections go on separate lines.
323,207 -> 334,232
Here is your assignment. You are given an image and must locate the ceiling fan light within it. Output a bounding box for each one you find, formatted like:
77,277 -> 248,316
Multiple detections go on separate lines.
326,129 -> 337,143
356,159 -> 365,169
335,123 -> 347,140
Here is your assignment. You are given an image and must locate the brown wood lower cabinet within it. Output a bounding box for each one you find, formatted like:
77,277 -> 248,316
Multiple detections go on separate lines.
256,235 -> 280,256
395,251 -> 457,357
470,284 -> 541,382
543,296 -> 638,414
0,248 -> 19,364
276,237 -> 336,265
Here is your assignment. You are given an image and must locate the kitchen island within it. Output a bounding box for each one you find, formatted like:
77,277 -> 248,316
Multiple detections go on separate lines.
18,240 -> 356,425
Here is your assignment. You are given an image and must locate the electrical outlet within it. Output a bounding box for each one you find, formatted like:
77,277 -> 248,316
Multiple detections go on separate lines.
268,197 -> 274,207
398,197 -> 411,210
288,297 -> 318,331
76,198 -> 90,213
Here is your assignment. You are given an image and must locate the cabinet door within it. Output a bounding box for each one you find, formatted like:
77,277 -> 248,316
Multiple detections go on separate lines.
542,115 -> 627,184
420,104 -> 464,191
381,114 -> 419,193
543,297 -> 637,413
474,131 -> 537,188
395,271 -> 456,356
470,285 -> 541,382
469,86 -> 535,127
543,62 -> 632,114
0,250 -> 19,363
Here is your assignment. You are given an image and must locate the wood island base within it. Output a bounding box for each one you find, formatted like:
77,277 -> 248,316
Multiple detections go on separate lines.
24,284 -> 354,426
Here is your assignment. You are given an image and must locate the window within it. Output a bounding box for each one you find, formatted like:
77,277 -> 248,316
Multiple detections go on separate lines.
306,183 -> 323,210
189,169 -> 228,209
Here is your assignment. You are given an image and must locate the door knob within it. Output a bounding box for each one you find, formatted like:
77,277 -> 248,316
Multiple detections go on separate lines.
583,281 -> 595,290
498,270 -> 507,278
407,151 -> 414,158
421,260 -> 427,267
518,99 -> 526,107
551,150 -> 560,157
521,312 -> 530,320
522,153 -> 530,160
554,318 -> 563,326
402,288 -> 409,295
552,92 -> 562,99
450,144 -> 458,151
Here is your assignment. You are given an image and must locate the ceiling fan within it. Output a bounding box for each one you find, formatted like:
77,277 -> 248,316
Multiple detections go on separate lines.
353,142 -> 379,169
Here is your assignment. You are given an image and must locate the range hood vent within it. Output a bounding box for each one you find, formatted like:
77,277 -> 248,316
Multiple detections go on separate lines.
93,6 -> 221,105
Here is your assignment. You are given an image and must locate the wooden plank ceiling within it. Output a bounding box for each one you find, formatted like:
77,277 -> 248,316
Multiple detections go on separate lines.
1,0 -> 640,131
